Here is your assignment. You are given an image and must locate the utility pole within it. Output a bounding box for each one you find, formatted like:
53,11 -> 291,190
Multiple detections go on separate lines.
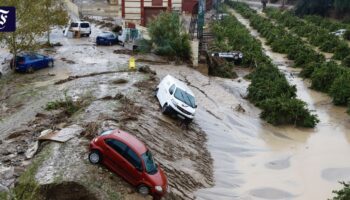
197,0 -> 206,39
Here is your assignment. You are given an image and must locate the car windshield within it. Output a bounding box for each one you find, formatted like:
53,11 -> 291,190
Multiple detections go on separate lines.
71,22 -> 78,27
101,130 -> 113,136
141,151 -> 158,175
174,88 -> 196,108
81,23 -> 90,28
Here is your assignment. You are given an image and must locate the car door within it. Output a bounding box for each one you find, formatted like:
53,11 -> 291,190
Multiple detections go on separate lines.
28,55 -> 39,70
103,139 -> 130,178
35,54 -> 46,69
122,147 -> 143,185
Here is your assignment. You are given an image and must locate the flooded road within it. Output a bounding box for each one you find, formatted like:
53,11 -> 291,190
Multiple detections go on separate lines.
153,9 -> 350,200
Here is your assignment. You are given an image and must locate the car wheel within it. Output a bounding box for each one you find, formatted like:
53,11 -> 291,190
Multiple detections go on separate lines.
162,103 -> 172,115
48,61 -> 54,68
234,59 -> 242,65
27,67 -> 34,73
154,88 -> 159,97
89,150 -> 102,164
137,185 -> 150,195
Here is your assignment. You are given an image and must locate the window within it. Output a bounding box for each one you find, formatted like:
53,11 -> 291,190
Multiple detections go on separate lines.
141,151 -> 158,175
80,23 -> 90,28
70,22 -> 79,28
174,88 -> 196,108
169,84 -> 176,95
105,139 -> 127,155
125,148 -> 142,170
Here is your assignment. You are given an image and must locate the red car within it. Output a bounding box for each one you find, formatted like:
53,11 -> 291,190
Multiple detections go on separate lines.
89,129 -> 168,198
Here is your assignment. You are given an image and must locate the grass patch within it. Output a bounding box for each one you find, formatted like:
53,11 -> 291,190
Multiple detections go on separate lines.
10,145 -> 52,200
46,91 -> 92,116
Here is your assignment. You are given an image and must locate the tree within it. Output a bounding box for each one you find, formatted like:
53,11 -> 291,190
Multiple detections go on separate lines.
295,0 -> 332,16
39,0 -> 68,45
334,0 -> 350,14
0,0 -> 45,69
333,182 -> 350,200
147,12 -> 191,61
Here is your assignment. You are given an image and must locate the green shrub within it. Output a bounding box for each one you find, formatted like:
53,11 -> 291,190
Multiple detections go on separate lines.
248,64 -> 297,103
329,71 -> 350,105
311,61 -> 344,92
342,55 -> 350,68
344,29 -> 350,40
332,182 -> 350,200
300,62 -> 320,78
333,43 -> 350,60
46,92 -> 91,116
147,12 -> 191,61
259,97 -> 319,127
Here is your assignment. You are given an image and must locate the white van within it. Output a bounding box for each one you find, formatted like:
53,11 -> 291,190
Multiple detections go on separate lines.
155,75 -> 197,121
64,21 -> 91,37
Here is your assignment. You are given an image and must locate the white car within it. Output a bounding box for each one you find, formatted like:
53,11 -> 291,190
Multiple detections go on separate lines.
155,75 -> 197,122
331,29 -> 347,37
64,21 -> 91,37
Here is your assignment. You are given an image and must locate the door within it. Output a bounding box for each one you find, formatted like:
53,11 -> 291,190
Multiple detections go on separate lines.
144,7 -> 167,26
182,0 -> 197,14
35,54 -> 46,69
28,55 -> 41,70
123,147 -> 143,185
152,0 -> 162,6
104,139 -> 130,179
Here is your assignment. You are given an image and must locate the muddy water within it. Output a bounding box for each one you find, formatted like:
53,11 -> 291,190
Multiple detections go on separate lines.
153,9 -> 350,200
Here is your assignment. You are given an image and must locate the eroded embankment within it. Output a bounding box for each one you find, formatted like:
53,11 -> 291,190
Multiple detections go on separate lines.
0,68 -> 213,200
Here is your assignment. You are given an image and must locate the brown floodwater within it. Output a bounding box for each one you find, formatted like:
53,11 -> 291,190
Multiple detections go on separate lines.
154,9 -> 350,200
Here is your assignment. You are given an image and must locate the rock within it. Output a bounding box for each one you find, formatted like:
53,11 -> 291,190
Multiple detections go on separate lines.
25,141 -> 39,159
0,166 -> 14,180
0,183 -> 9,193
138,65 -> 156,75
14,166 -> 25,177
112,78 -> 128,84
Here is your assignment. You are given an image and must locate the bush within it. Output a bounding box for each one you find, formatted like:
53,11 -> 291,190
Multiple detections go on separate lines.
46,92 -> 91,116
329,71 -> 350,105
300,62 -> 320,78
333,43 -> 350,60
342,55 -> 350,68
332,182 -> 350,200
311,61 -> 344,92
147,12 -> 191,61
259,97 -> 319,127
344,29 -> 350,40
248,64 -> 297,103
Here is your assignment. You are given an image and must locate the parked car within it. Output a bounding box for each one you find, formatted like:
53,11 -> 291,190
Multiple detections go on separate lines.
70,21 -> 91,37
212,13 -> 229,21
331,29 -> 347,37
11,53 -> 54,73
89,129 -> 168,198
211,51 -> 243,65
96,31 -> 124,46
155,75 -> 197,122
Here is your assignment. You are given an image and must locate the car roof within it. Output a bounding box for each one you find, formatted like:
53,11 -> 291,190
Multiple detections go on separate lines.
18,52 -> 42,57
106,129 -> 147,155
163,75 -> 195,96
99,31 -> 114,36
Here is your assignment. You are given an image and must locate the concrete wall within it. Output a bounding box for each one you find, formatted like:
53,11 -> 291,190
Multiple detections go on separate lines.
63,0 -> 80,20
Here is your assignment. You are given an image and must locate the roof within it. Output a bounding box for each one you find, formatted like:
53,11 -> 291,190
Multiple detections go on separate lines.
163,75 -> 194,96
109,129 -> 147,155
